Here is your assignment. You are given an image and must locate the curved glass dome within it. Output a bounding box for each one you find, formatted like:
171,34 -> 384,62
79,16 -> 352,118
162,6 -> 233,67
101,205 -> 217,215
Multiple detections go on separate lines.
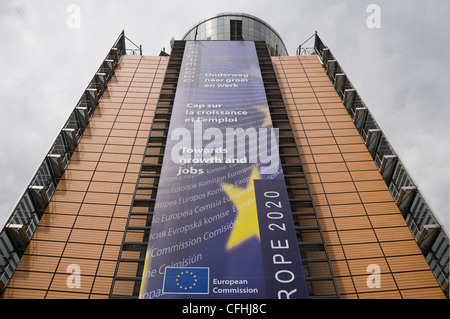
182,12 -> 288,56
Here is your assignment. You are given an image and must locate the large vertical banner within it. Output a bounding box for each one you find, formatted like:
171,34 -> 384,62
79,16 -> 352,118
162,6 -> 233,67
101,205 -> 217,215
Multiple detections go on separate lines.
139,41 -> 308,299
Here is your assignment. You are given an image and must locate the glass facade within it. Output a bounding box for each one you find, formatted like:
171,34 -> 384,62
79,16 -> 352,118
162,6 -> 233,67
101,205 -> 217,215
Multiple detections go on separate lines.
182,12 -> 289,56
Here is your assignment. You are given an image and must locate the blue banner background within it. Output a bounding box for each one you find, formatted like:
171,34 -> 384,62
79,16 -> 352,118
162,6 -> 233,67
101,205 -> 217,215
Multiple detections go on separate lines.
139,41 -> 308,299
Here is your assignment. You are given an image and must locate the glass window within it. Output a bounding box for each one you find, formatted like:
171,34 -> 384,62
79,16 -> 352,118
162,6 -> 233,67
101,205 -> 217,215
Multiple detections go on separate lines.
230,20 -> 243,40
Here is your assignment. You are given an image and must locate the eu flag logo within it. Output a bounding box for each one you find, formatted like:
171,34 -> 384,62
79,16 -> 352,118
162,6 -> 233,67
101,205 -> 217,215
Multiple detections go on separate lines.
163,267 -> 209,294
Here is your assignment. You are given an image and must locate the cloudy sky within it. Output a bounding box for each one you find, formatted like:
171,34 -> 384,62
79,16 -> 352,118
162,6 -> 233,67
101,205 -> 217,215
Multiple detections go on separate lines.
0,0 -> 448,233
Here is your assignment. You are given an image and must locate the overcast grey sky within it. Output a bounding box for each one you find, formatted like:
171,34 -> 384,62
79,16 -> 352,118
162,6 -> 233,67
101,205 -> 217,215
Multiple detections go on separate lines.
0,0 -> 449,233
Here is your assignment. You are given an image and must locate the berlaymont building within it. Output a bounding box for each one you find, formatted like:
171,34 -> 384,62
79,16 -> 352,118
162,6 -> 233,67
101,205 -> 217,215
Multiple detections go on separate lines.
0,13 -> 448,300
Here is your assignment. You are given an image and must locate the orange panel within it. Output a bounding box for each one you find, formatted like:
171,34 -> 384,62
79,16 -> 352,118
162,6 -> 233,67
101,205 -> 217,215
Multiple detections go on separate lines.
15,255 -> 59,273
338,229 -> 378,244
56,180 -> 90,192
357,290 -> 402,299
329,204 -> 366,217
316,162 -> 348,173
334,136 -> 364,144
339,143 -> 372,153
322,108 -> 349,116
300,116 -> 327,124
1,288 -> 47,299
352,273 -> 398,294
24,240 -> 66,256
332,128 -> 360,137
380,240 -> 422,257
305,137 -> 335,146
95,162 -> 128,173
74,215 -> 111,230
313,153 -> 344,163
70,151 -> 102,162
328,121 -> 357,130
109,217 -> 127,231
325,243 -> 346,260
79,203 -> 115,217
89,181 -> 122,194
305,129 -> 333,138
322,182 -> 356,193
91,171 -> 125,183
69,229 -> 107,245
103,144 -> 133,154
101,245 -> 121,261
334,216 -> 372,231
375,227 -> 414,242
123,172 -> 139,184
310,145 -> 340,154
347,258 -> 389,276
49,273 -> 95,294
343,243 -> 385,260
109,129 -> 139,138
350,170 -> 384,182
319,218 -> 336,231
83,192 -> 118,205
369,214 -> 406,228
51,190 -> 86,203
359,190 -> 395,203
300,154 -> 314,163
56,258 -> 100,276
387,255 -> 432,273
92,276 -> 114,295
333,276 -> 356,295
315,205 -> 331,218
331,260 -> 351,276
38,213 -> 76,227
308,183 -> 324,194
105,231 -> 124,246
400,287 -> 446,299
346,160 -> 378,172
364,201 -> 400,215
312,194 -> 327,205
394,271 -> 442,290
326,192 -> 361,205
5,270 -> 53,290
31,226 -> 71,242
354,180 -> 389,192
319,172 -> 353,183
117,193 -> 133,206
63,243 -> 103,260
302,122 -> 330,131
120,183 -> 136,194
80,135 -> 109,145
318,102 -> 343,110
97,260 -> 117,277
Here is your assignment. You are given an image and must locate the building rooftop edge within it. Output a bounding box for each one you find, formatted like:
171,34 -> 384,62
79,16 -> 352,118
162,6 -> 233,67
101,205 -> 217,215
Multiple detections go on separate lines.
181,12 -> 288,54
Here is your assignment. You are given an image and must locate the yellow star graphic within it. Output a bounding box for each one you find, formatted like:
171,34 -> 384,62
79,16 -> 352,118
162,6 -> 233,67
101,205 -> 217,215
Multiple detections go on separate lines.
254,105 -> 272,127
139,244 -> 154,297
221,167 -> 261,250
